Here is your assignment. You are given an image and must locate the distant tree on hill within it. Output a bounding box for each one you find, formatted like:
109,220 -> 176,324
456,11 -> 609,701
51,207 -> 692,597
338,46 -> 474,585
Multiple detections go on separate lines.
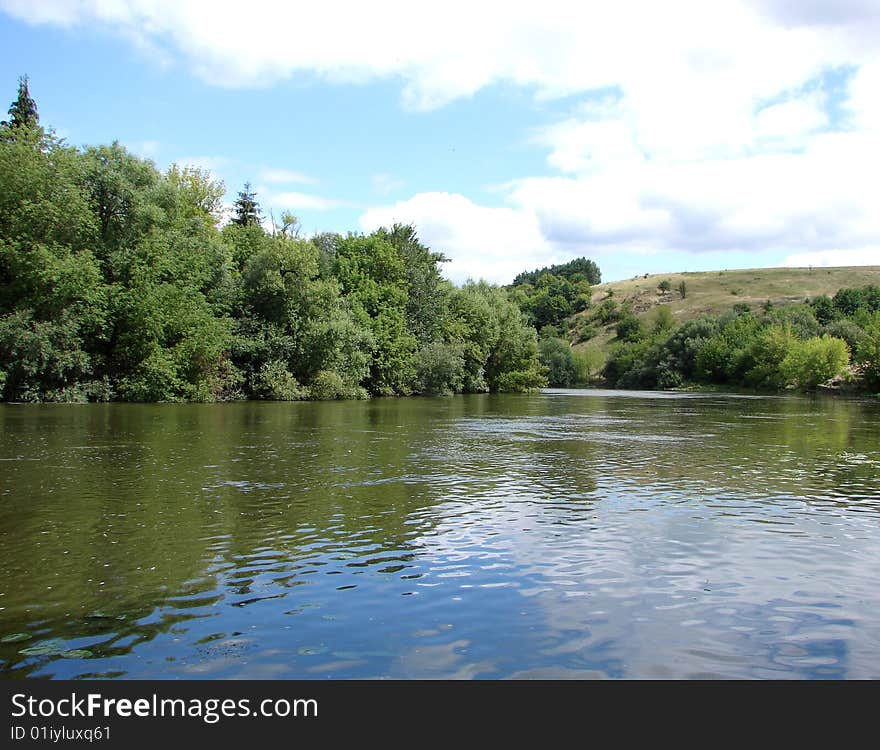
232,182 -> 262,226
512,257 -> 601,287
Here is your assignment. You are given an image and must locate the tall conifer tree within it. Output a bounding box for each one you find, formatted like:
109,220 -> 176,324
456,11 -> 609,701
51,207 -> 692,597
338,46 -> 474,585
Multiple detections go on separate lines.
2,75 -> 39,129
232,182 -> 262,226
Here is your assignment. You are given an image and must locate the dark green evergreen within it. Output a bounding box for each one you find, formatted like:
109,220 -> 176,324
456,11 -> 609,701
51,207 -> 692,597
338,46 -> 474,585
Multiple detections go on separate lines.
1,75 -> 38,130
231,182 -> 262,226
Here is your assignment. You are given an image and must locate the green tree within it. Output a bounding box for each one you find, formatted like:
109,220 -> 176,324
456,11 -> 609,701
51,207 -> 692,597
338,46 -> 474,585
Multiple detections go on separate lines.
855,313 -> 880,391
616,314 -> 645,342
780,335 -> 849,390
539,337 -> 577,386
1,75 -> 38,131
231,182 -> 262,227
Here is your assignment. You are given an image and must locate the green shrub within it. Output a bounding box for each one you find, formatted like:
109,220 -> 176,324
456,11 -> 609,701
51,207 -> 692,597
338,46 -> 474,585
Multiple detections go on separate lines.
855,313 -> 880,391
745,324 -> 797,390
308,370 -> 367,400
416,341 -> 465,395
823,319 -> 867,354
574,317 -> 598,342
573,347 -> 604,384
616,314 -> 645,342
651,305 -> 675,334
658,279 -> 672,292
255,359 -> 305,400
780,335 -> 849,389
539,337 -> 577,387
596,297 -> 619,324
493,369 -> 546,392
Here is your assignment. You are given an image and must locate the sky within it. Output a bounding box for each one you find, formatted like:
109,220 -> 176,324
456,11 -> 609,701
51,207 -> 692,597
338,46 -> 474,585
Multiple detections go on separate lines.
1,1 -> 879,284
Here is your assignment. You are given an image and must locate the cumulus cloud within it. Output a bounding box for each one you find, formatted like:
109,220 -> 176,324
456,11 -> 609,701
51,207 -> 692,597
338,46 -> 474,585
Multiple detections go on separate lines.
6,0 -> 880,277
265,191 -> 347,212
371,173 -> 405,196
782,249 -> 880,268
359,192 -> 555,283
257,167 -> 316,185
1,1 -> 873,110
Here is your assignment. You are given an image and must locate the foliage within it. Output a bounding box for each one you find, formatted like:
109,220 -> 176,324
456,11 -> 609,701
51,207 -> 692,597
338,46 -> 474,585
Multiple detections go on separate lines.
231,182 -> 262,227
254,360 -> 305,401
651,305 -> 675,335
616,314 -> 645,343
573,347 -> 604,384
512,257 -> 601,287
595,297 -> 620,324
2,75 -> 38,130
854,313 -> 880,392
779,335 -> 850,389
416,341 -> 465,395
539,337 -> 577,387
7,79 -> 877,400
509,257 -> 600,332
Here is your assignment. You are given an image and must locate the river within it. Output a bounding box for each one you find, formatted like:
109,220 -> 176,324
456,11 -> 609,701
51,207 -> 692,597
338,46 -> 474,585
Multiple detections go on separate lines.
1,390 -> 879,678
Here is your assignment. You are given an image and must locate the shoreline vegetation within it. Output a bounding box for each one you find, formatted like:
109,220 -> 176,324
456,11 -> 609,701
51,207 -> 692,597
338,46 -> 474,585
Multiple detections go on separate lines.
1,77 -> 878,404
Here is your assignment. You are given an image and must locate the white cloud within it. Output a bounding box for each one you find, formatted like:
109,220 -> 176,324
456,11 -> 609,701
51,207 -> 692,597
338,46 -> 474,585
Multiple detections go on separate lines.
754,94 -> 828,140
359,192 -> 553,284
267,191 -> 346,211
173,154 -> 232,175
7,0 -> 880,276
258,167 -> 315,185
1,1 -> 874,112
371,173 -> 405,196
782,248 -> 880,268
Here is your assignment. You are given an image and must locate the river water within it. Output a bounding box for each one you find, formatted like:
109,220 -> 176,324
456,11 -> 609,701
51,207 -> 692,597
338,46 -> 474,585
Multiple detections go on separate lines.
1,390 -> 879,679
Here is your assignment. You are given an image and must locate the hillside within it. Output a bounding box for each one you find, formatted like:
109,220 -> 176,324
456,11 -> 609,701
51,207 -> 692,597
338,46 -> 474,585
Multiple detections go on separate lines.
572,264 -> 880,362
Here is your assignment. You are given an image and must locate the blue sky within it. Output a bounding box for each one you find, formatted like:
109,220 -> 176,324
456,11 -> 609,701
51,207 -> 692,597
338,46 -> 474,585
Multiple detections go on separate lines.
1,1 -> 878,284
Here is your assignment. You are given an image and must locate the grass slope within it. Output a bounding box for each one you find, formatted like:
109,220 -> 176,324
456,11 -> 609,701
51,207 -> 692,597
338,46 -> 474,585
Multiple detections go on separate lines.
575,265 -> 880,363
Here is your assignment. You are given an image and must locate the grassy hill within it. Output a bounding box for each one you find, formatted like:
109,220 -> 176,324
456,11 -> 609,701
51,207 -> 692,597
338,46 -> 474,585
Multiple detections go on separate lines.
573,265 -> 880,365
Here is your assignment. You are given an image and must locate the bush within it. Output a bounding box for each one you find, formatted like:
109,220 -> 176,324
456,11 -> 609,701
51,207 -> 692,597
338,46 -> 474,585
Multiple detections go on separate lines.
780,335 -> 849,389
603,338 -> 659,388
855,313 -> 880,391
308,370 -> 367,400
616,314 -> 645,342
651,305 -> 675,334
573,317 -> 598,342
416,341 -> 465,395
678,281 -> 688,299
0,309 -> 93,401
823,319 -> 867,354
493,369 -> 546,392
573,347 -> 604,384
255,359 -> 305,400
764,305 -> 820,338
539,337 -> 577,387
658,279 -> 672,292
595,297 -> 619,324
745,324 -> 797,390
811,295 -> 836,325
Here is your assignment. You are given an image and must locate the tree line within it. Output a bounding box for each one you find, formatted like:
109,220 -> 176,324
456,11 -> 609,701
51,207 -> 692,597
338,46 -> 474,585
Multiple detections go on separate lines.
600,286 -> 880,393
0,77 -> 560,403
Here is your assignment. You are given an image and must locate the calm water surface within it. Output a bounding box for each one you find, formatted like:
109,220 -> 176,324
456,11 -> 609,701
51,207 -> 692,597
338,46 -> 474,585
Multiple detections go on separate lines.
1,390 -> 879,679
